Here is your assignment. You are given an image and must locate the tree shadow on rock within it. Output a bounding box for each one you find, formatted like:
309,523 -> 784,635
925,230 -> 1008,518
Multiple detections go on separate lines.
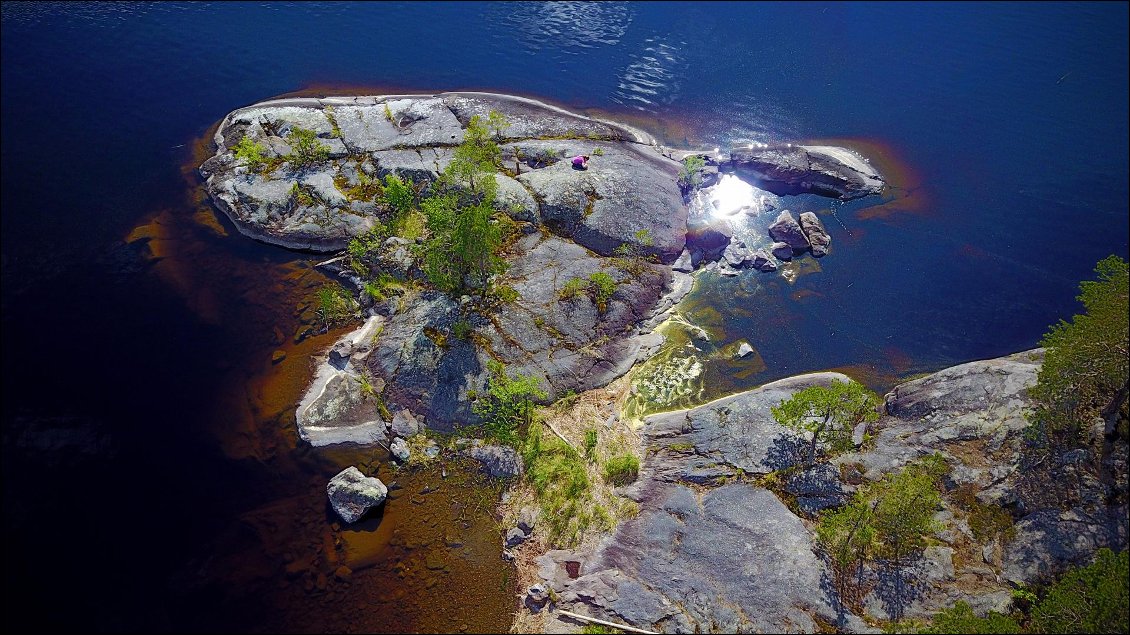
764,434 -> 807,471
870,556 -> 928,621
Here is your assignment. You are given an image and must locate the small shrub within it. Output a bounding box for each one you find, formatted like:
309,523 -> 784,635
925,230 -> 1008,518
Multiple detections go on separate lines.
678,155 -> 706,190
289,182 -> 316,208
486,109 -> 511,140
233,135 -> 267,172
583,427 -> 598,460
472,360 -> 547,446
381,173 -> 415,220
452,320 -> 473,341
603,454 -> 639,486
285,126 -> 330,167
919,601 -> 1020,634
588,271 -> 617,312
315,284 -> 356,328
492,284 -> 519,304
391,209 -> 427,241
591,147 -> 605,157
559,277 -> 587,300
346,225 -> 386,277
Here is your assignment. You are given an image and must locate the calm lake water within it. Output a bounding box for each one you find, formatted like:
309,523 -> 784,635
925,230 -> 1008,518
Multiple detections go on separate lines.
2,2 -> 1127,632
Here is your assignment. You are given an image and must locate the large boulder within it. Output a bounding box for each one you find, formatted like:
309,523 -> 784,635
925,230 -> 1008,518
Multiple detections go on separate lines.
543,483 -> 868,633
727,144 -> 884,199
644,372 -> 852,483
798,212 -> 831,257
326,466 -> 388,523
296,316 -> 388,446
202,93 -> 679,255
516,140 -> 686,263
685,215 -> 732,262
768,210 -> 810,251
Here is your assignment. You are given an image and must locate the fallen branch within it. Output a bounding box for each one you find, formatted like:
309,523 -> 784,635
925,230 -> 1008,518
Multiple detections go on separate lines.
556,609 -> 658,635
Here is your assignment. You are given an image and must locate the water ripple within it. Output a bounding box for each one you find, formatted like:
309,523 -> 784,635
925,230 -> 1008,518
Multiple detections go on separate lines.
611,35 -> 686,111
492,1 -> 633,55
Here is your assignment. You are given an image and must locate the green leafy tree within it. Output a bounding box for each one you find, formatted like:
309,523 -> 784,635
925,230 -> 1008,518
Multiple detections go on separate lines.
771,380 -> 881,465
486,108 -> 511,141
1030,548 -> 1128,634
1028,256 -> 1129,450
472,360 -> 548,445
815,455 -> 944,612
443,114 -> 502,195
419,113 -> 509,296
816,496 -> 877,600
453,199 -> 504,292
381,173 -> 415,220
285,126 -> 330,167
419,193 -> 461,292
870,455 -> 945,576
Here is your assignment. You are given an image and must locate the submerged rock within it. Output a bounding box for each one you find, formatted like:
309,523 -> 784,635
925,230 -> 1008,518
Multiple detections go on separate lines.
327,466 -> 387,523
464,442 -> 524,478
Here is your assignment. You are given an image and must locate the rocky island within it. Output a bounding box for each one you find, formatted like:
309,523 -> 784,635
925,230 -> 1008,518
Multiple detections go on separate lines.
200,92 -> 880,443
199,92 -> 1127,633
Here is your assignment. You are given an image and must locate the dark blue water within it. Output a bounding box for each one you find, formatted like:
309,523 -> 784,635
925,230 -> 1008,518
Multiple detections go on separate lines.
3,2 -> 1127,631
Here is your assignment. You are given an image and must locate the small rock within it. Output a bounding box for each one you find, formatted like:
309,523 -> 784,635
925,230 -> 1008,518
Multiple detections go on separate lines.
750,249 -> 778,272
423,440 -> 440,459
982,541 -> 997,565
735,342 -> 754,359
328,340 -> 353,368
672,249 -> 695,273
505,527 -> 528,548
851,421 -> 868,447
518,506 -> 538,534
334,565 -> 353,581
326,466 -> 388,524
391,409 -> 421,438
768,210 -> 810,250
271,350 -> 287,364
525,584 -> 550,612
465,444 -> 524,478
390,438 -> 411,462
770,241 -> 793,261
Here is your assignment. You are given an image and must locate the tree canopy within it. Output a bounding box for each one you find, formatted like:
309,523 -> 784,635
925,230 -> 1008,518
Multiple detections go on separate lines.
1028,255 -> 1128,449
771,379 -> 881,464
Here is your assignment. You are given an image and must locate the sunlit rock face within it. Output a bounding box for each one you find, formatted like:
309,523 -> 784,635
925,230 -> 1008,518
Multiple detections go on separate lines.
727,144 -> 885,199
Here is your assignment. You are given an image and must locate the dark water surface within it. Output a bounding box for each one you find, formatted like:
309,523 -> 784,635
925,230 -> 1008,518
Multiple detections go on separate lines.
2,2 -> 1127,632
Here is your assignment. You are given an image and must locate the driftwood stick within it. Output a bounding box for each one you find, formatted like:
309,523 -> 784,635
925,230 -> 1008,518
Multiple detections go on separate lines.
556,609 -> 658,635
314,253 -> 348,268
542,420 -> 578,452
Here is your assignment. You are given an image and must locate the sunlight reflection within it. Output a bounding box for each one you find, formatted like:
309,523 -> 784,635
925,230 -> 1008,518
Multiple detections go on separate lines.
706,174 -> 758,218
